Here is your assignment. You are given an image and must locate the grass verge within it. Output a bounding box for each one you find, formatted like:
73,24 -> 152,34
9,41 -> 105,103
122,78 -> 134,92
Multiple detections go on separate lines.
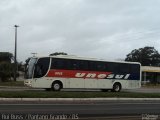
0,91 -> 160,98
0,81 -> 24,86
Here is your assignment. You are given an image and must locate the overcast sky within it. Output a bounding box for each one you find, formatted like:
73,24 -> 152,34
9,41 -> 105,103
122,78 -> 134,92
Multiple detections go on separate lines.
1,0 -> 160,62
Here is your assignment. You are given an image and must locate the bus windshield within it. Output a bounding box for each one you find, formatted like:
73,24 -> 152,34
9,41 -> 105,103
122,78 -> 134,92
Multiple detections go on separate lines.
25,58 -> 37,79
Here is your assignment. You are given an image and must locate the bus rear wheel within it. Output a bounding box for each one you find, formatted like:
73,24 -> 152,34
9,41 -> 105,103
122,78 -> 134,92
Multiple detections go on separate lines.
112,83 -> 121,92
52,81 -> 62,91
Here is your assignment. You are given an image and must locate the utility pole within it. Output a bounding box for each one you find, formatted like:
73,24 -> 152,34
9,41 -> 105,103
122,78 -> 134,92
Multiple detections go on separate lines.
14,25 -> 19,81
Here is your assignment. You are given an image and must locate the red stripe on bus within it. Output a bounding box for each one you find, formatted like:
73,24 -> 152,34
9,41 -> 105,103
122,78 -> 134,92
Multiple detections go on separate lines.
47,69 -> 112,79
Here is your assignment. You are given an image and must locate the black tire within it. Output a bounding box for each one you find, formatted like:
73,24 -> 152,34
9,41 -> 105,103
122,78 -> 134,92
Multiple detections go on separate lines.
52,82 -> 62,91
112,83 -> 121,92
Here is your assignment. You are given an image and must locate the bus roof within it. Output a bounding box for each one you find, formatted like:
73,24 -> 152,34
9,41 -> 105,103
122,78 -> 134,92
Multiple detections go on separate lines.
32,55 -> 141,65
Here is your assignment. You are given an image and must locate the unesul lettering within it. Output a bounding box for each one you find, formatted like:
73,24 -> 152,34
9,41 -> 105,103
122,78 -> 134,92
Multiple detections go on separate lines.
75,73 -> 130,79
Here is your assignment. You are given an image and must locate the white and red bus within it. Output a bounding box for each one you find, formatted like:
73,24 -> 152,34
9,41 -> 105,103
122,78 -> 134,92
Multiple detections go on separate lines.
24,55 -> 141,92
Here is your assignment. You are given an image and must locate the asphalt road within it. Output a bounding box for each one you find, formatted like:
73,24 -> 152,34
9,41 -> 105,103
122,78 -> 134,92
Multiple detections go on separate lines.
0,101 -> 160,120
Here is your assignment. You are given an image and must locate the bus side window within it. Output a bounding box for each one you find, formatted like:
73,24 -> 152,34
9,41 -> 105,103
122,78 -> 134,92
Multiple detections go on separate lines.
119,63 -> 130,73
130,64 -> 140,80
96,62 -> 106,71
34,58 -> 50,78
130,64 -> 140,74
51,59 -> 65,69
88,61 -> 96,71
78,60 -> 88,71
106,62 -> 119,73
51,60 -> 56,69
71,60 -> 79,70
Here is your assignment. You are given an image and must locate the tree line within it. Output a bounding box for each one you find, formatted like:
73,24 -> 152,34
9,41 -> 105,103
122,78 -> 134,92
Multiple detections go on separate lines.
125,46 -> 160,66
1,46 -> 160,82
0,52 -> 23,82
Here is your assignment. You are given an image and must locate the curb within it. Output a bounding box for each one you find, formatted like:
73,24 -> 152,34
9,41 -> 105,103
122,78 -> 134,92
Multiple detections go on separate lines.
0,98 -> 160,101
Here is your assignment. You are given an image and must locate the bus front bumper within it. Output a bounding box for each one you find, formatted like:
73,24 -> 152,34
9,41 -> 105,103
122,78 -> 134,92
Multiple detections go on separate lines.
24,79 -> 32,87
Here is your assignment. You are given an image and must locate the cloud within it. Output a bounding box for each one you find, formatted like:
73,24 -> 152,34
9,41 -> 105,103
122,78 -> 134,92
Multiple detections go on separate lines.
1,0 -> 160,62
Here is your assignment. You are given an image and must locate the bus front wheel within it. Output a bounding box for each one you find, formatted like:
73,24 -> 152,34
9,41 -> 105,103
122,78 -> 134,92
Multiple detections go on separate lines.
52,81 -> 62,91
112,83 -> 121,92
